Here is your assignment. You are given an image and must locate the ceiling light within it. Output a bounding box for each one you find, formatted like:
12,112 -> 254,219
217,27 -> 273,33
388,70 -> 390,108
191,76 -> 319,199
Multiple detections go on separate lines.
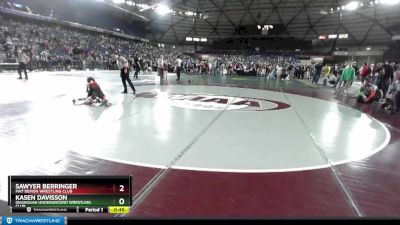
319,35 -> 327,40
345,1 -> 360,10
328,34 -> 338,39
155,4 -> 171,15
112,0 -> 124,4
380,0 -> 400,4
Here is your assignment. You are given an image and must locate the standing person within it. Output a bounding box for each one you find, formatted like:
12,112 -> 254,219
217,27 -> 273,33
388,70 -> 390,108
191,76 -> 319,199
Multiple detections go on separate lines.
333,64 -> 339,77
370,64 -> 377,85
128,56 -> 133,72
334,64 -> 345,89
340,63 -> 356,96
351,61 -> 358,81
379,61 -> 394,99
133,54 -> 141,79
312,63 -> 323,84
305,65 -> 310,79
40,50 -> 48,71
299,66 -> 305,79
157,55 -> 165,85
17,48 -> 30,80
288,64 -> 293,78
163,59 -> 169,83
386,70 -> 400,114
175,55 -> 182,81
117,54 -> 136,94
360,62 -> 370,83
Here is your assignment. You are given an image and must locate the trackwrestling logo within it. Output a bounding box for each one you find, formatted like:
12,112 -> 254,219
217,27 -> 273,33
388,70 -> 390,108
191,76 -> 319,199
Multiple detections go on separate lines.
2,216 -> 64,225
169,94 -> 291,111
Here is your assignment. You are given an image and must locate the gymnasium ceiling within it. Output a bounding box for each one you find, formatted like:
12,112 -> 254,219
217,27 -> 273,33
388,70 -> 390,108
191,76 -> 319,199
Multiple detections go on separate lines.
115,0 -> 400,47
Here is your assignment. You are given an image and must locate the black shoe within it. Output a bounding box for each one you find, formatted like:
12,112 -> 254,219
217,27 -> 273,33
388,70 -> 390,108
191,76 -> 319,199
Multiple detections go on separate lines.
25,77 -> 28,80
133,91 -> 136,94
102,100 -> 109,106
17,77 -> 22,79
121,91 -> 127,94
176,79 -> 180,81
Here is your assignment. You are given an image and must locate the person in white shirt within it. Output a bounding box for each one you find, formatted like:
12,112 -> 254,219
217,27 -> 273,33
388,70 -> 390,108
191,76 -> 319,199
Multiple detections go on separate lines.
157,55 -> 165,85
116,54 -> 136,94
17,48 -> 30,80
175,56 -> 182,81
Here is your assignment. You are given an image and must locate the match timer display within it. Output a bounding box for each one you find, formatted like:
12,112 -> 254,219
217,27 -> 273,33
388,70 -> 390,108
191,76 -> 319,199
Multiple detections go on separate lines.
8,176 -> 132,214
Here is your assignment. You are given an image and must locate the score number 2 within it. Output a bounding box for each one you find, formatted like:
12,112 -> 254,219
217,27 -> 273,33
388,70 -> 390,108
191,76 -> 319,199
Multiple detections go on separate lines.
119,185 -> 125,205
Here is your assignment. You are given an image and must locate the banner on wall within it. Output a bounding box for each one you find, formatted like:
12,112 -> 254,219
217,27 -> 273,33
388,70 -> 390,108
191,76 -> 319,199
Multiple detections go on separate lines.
300,59 -> 311,65
310,57 -> 324,64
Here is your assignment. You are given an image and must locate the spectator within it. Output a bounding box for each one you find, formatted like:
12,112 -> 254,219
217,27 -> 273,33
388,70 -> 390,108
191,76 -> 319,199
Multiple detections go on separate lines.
360,62 -> 371,83
379,61 -> 394,99
312,63 -> 323,84
357,78 -> 377,103
387,70 -> 400,114
340,63 -> 356,96
17,48 -> 30,80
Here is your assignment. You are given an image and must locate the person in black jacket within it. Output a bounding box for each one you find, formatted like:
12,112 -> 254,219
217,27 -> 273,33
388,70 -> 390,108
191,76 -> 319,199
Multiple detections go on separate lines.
312,63 -> 323,84
133,54 -> 141,79
378,61 -> 394,99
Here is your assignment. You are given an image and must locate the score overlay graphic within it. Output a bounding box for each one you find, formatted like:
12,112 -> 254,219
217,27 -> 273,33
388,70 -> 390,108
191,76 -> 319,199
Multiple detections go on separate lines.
8,176 -> 132,213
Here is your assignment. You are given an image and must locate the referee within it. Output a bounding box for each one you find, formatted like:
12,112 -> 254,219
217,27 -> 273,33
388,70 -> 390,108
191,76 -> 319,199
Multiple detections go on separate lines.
116,54 -> 136,94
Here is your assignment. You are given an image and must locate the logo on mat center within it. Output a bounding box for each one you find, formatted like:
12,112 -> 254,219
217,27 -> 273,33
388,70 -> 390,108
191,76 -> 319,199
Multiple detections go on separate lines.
6,217 -> 12,224
170,94 -> 291,111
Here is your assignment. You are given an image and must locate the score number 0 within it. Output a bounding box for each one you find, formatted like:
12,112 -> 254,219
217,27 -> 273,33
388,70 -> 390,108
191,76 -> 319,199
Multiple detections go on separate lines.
119,185 -> 125,205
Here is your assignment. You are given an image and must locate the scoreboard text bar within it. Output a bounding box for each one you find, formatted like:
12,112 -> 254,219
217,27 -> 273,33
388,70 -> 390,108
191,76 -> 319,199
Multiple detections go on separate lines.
8,176 -> 132,214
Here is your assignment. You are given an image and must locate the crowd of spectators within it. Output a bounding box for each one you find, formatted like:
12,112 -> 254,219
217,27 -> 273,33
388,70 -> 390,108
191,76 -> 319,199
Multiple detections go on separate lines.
1,15 -> 399,114
0,17 -> 303,77
0,17 -> 190,71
